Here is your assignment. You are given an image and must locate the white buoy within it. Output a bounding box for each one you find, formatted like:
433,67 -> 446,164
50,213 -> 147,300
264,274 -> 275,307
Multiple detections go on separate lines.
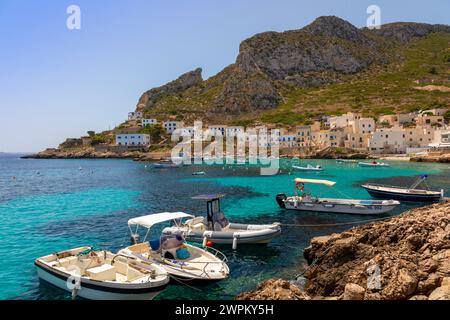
202,236 -> 207,247
232,236 -> 238,250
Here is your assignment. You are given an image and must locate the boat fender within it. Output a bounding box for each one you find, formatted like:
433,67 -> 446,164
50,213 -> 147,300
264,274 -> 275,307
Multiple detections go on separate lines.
232,236 -> 238,250
202,231 -> 213,247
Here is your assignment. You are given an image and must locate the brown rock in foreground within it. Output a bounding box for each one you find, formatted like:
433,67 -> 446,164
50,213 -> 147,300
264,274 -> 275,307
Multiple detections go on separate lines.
237,201 -> 450,300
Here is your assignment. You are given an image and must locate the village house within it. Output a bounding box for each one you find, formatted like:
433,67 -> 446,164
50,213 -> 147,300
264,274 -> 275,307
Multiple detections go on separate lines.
279,133 -> 298,148
415,114 -> 444,126
349,117 -> 375,134
328,112 -> 361,129
421,108 -> 448,116
225,126 -> 245,137
207,125 -> 227,137
429,129 -> 450,150
404,126 -> 435,148
141,118 -> 158,127
115,133 -> 150,146
128,112 -> 143,121
378,112 -> 417,126
345,132 -> 369,150
368,126 -> 406,154
296,122 -> 320,148
312,128 -> 345,149
163,121 -> 184,134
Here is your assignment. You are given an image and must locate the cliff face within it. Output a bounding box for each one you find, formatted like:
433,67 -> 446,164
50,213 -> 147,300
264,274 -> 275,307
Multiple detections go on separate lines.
237,201 -> 450,300
136,16 -> 450,120
136,68 -> 203,112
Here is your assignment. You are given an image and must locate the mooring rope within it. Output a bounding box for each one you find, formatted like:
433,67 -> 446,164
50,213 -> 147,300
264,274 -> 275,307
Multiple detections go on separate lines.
281,215 -> 392,228
168,274 -> 202,291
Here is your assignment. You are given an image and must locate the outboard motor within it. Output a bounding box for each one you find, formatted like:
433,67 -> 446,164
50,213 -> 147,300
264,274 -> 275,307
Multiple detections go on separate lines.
276,193 -> 287,208
130,233 -> 140,245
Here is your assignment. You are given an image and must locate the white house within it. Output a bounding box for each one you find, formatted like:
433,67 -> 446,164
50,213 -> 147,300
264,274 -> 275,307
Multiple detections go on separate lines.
279,133 -> 298,148
225,126 -> 245,137
368,127 -> 406,154
141,119 -> 157,127
163,121 -> 184,134
116,134 -> 150,146
349,117 -> 375,134
207,125 -> 227,137
429,130 -> 450,150
328,112 -> 361,129
128,112 -> 143,120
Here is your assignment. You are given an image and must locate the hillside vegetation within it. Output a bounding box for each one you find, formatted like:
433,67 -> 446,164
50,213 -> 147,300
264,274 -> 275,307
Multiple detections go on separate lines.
135,17 -> 449,127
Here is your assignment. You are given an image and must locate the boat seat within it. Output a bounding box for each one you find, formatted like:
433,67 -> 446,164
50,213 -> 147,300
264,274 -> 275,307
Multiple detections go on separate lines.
57,256 -> 78,268
186,216 -> 205,228
86,264 -> 116,281
128,242 -> 150,254
126,265 -> 145,282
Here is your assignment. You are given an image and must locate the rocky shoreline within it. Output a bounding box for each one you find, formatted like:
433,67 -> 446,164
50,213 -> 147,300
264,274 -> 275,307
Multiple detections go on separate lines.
20,148 -> 172,161
237,201 -> 450,300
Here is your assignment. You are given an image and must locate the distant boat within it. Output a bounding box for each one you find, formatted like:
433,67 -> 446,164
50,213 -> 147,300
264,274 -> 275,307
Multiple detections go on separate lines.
276,178 -> 400,215
293,164 -> 323,171
336,159 -> 357,163
358,161 -> 390,167
152,160 -> 182,169
192,171 -> 206,176
362,175 -> 444,202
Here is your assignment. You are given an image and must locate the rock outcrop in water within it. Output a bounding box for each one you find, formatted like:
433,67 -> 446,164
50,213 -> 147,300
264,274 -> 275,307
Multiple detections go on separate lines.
237,201 -> 450,300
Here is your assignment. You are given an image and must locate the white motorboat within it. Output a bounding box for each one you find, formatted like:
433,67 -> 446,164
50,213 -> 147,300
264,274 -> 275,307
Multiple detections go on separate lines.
292,164 -> 324,171
162,194 -> 281,249
336,159 -> 357,163
120,212 -> 229,281
192,171 -> 206,176
358,161 -> 390,167
152,160 -> 183,169
35,246 -> 169,300
276,178 -> 400,215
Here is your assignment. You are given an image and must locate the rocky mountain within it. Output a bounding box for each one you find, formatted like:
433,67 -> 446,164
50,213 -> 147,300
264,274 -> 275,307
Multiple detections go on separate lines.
135,16 -> 450,124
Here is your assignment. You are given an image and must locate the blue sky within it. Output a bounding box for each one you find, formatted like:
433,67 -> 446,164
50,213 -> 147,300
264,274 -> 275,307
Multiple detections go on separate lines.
0,0 -> 449,152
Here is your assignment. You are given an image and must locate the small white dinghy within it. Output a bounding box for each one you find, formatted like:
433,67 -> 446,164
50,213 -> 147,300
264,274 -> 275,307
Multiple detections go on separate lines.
336,159 -> 357,163
292,164 -> 324,171
35,246 -> 169,300
276,178 -> 400,215
358,161 -> 390,167
162,194 -> 281,249
120,212 -> 229,281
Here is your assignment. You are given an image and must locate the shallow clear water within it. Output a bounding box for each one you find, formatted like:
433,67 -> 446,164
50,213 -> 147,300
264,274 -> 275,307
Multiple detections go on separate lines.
0,153 -> 449,300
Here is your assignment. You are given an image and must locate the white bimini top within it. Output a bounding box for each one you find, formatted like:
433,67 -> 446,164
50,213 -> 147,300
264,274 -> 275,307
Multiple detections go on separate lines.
128,212 -> 194,229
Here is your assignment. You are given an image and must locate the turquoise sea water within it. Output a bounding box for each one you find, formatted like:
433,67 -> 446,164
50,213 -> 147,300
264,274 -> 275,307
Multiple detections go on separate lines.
0,153 -> 449,300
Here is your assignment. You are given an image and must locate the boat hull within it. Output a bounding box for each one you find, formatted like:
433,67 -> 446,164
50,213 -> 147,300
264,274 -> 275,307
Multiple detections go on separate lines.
163,224 -> 281,245
35,262 -> 167,300
363,186 -> 442,202
279,194 -> 398,215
